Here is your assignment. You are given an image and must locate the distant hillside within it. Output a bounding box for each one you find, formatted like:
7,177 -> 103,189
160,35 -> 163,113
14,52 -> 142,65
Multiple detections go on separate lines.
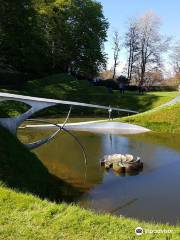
0,74 -> 178,118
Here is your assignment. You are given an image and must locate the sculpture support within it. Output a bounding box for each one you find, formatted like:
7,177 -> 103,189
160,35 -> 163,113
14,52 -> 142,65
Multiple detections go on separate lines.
0,92 -> 138,150
25,106 -> 72,150
0,99 -> 56,135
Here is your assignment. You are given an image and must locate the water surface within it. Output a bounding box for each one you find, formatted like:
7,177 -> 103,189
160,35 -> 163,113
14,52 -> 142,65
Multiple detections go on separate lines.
18,121 -> 180,224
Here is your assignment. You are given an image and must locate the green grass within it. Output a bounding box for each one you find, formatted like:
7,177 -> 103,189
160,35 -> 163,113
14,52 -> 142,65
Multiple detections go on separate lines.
0,73 -> 179,117
0,185 -> 180,240
23,74 -> 178,112
118,103 -> 180,134
0,125 -> 180,239
0,74 -> 180,239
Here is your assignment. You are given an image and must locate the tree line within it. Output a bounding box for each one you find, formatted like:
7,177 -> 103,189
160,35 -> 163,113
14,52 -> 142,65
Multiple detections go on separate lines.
0,2 -> 179,87
0,0 -> 108,78
112,12 -> 180,87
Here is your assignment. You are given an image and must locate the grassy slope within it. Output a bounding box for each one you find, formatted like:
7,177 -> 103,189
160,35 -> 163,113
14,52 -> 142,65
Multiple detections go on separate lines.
0,74 -> 179,117
0,127 -> 179,239
119,103 -> 180,134
0,185 -> 180,240
23,74 -> 178,112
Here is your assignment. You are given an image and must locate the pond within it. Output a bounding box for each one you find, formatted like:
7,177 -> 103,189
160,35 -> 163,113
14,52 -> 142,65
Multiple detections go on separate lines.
18,119 -> 180,224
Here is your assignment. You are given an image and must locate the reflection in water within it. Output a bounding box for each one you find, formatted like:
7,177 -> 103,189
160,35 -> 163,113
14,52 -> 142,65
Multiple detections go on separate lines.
18,128 -> 104,191
18,126 -> 180,224
110,198 -> 138,214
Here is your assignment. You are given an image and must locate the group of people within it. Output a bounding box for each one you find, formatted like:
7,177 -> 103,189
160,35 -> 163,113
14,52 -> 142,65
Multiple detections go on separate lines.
118,81 -> 147,94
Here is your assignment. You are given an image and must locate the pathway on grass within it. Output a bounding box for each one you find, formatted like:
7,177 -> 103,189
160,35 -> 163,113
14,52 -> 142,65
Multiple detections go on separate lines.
159,94 -> 180,108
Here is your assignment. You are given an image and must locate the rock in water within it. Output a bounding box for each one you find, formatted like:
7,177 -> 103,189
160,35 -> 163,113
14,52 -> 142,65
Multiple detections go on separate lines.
100,153 -> 143,175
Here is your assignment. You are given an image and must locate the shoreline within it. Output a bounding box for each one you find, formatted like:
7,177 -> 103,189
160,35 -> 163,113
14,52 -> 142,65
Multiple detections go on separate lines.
23,121 -> 150,134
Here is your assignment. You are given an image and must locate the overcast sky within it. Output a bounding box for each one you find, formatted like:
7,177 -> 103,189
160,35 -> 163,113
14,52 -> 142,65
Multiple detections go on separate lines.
98,0 -> 180,75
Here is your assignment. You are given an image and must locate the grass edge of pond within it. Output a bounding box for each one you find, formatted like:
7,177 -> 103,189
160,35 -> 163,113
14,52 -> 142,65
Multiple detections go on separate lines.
0,125 -> 180,239
116,102 -> 180,134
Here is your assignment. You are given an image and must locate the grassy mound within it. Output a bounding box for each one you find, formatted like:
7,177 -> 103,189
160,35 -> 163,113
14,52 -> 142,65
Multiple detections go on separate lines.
120,103 -> 180,134
0,73 -> 178,117
0,185 -> 180,240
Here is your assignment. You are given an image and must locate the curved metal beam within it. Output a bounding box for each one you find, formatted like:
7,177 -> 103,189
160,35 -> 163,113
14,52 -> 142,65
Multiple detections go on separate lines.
23,117 -> 88,166
62,127 -> 87,166
0,92 -> 138,135
0,92 -> 139,114
24,106 -> 72,150
24,127 -> 61,150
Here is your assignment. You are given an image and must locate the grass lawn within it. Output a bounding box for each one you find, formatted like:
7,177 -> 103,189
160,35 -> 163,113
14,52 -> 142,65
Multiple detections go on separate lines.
118,102 -> 180,134
0,73 -> 179,117
0,185 -> 180,240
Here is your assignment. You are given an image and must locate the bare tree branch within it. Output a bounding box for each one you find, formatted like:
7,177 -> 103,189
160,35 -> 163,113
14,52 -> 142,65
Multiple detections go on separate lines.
112,31 -> 121,79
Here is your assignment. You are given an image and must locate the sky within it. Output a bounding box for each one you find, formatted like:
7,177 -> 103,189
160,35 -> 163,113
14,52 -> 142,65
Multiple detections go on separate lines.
98,0 -> 180,75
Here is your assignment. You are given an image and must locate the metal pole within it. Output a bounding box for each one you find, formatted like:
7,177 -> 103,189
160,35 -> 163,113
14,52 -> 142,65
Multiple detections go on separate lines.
108,106 -> 112,121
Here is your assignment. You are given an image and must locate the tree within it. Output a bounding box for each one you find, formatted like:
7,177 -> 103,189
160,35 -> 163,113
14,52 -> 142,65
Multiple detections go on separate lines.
0,0 -> 109,78
0,0 -> 47,75
137,12 -> 170,86
125,19 -> 139,84
170,41 -> 180,74
112,31 -> 121,79
36,0 -> 109,78
144,70 -> 164,86
125,12 -> 170,86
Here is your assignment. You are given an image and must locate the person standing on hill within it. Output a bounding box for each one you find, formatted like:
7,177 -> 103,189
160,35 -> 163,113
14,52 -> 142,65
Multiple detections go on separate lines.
119,81 -> 125,94
117,76 -> 127,94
